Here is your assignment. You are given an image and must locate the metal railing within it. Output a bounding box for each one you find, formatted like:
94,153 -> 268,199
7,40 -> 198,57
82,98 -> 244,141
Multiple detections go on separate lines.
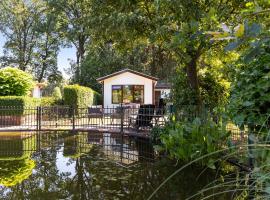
0,105 -> 169,132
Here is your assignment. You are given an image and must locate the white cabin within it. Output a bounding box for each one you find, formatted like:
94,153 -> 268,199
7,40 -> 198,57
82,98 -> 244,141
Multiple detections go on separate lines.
97,69 -> 160,108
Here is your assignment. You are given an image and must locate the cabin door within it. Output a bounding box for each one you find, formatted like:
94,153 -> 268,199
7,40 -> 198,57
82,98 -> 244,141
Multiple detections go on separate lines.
154,91 -> 161,107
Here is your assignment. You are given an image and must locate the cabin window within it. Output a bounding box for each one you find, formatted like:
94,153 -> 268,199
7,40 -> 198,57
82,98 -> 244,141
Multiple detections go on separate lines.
112,85 -> 144,104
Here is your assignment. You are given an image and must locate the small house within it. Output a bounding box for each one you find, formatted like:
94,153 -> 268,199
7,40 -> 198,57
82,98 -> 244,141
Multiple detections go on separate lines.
31,82 -> 46,98
97,69 -> 171,108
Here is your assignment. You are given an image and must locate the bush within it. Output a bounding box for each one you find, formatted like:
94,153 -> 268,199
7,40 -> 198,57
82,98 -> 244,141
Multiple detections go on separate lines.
40,97 -> 62,107
52,87 -> 62,100
229,40 -> 270,127
0,67 -> 34,96
157,118 -> 229,168
0,96 -> 40,115
93,91 -> 102,105
173,70 -> 229,113
63,84 -> 100,109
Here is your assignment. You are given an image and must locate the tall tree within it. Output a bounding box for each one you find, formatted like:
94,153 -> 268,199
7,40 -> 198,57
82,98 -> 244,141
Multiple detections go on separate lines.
0,0 -> 44,71
47,0 -> 92,80
33,9 -> 61,82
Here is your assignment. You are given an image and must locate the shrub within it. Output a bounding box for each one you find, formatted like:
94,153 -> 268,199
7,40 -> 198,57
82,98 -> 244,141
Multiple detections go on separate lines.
93,91 -> 102,105
0,67 -> 34,96
63,84 -> 100,109
157,118 -> 229,168
0,96 -> 41,115
40,97 -> 61,107
52,87 -> 62,100
229,40 -> 270,127
173,70 -> 229,114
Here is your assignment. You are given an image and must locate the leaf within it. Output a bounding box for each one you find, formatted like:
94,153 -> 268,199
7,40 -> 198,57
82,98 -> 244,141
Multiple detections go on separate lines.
225,41 -> 240,51
207,159 -> 216,169
246,23 -> 261,37
234,24 -> 244,38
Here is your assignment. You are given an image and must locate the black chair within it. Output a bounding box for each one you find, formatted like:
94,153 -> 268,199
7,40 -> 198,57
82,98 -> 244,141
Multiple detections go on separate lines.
156,98 -> 166,115
129,104 -> 155,130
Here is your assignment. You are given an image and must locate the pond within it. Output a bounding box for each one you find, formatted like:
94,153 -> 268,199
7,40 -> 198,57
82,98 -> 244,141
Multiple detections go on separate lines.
0,131 -> 236,200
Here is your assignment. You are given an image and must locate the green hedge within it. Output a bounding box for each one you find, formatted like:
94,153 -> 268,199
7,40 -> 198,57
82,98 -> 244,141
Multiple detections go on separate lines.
0,96 -> 41,115
40,97 -> 63,107
63,84 -> 100,109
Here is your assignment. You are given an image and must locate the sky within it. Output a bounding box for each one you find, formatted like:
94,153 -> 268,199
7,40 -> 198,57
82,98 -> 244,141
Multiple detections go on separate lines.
0,33 -> 76,79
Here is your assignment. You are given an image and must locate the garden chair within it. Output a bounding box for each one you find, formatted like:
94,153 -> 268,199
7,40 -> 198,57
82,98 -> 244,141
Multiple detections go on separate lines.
128,104 -> 155,130
88,107 -> 104,124
110,106 -> 131,125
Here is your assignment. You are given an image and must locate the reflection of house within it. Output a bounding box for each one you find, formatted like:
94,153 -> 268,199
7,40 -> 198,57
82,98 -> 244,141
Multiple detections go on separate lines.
97,69 -> 171,108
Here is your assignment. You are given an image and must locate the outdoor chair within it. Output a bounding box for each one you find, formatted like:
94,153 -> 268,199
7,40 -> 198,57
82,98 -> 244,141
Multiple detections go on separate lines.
88,107 -> 104,124
110,106 -> 131,125
128,104 -> 155,130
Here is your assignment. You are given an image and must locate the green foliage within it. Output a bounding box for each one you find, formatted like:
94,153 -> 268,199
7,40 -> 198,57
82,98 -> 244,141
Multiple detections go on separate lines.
157,118 -> 229,168
0,96 -> 40,115
0,135 -> 37,160
63,84 -> 100,110
40,97 -> 61,107
0,67 -> 34,96
78,42 -> 176,92
52,87 -> 62,100
0,0 -> 62,81
172,69 -> 229,113
88,0 -> 246,106
199,71 -> 229,110
0,158 -> 35,187
63,134 -> 93,158
93,91 -> 102,105
228,40 -> 270,126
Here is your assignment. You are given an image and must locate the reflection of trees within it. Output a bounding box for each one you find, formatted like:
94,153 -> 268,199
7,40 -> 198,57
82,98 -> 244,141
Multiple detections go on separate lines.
0,135 -> 36,187
63,133 -> 93,158
0,159 -> 35,187
0,134 -> 37,160
0,132 -> 231,199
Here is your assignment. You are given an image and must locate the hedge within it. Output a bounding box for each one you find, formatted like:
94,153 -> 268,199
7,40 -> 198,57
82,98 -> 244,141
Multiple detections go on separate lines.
40,97 -> 63,107
0,96 -> 41,115
63,85 -> 101,109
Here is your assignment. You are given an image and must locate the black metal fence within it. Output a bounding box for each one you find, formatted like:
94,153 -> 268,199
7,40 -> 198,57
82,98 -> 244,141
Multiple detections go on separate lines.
0,105 -> 168,132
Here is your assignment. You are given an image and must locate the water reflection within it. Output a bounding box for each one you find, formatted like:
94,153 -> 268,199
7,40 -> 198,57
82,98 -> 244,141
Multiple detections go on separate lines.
0,131 -> 230,199
0,133 -> 37,187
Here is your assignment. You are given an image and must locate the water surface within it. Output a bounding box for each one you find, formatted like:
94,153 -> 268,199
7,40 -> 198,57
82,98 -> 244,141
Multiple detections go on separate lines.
0,131 -> 232,199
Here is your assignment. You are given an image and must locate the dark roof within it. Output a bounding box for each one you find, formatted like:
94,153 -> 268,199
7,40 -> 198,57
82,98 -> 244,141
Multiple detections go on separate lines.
155,81 -> 171,89
97,69 -> 159,82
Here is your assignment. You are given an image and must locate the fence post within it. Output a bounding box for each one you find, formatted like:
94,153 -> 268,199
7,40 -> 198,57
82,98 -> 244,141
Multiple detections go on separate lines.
36,106 -> 42,131
248,131 -> 255,200
72,106 -> 75,132
120,103 -> 124,134
36,107 -> 39,131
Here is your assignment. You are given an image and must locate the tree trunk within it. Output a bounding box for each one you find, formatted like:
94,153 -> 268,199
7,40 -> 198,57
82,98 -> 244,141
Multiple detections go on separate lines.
186,56 -> 201,106
75,36 -> 86,81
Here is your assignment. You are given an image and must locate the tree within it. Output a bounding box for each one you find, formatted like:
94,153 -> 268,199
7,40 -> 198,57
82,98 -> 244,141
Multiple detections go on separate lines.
88,0 -> 246,108
47,0 -> 92,80
0,67 -> 34,96
32,8 -> 62,82
0,0 -> 62,82
0,0 -> 44,71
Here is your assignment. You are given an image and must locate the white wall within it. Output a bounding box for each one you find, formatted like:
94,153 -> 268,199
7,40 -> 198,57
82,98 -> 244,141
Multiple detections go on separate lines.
32,86 -> 41,98
103,72 -> 155,108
